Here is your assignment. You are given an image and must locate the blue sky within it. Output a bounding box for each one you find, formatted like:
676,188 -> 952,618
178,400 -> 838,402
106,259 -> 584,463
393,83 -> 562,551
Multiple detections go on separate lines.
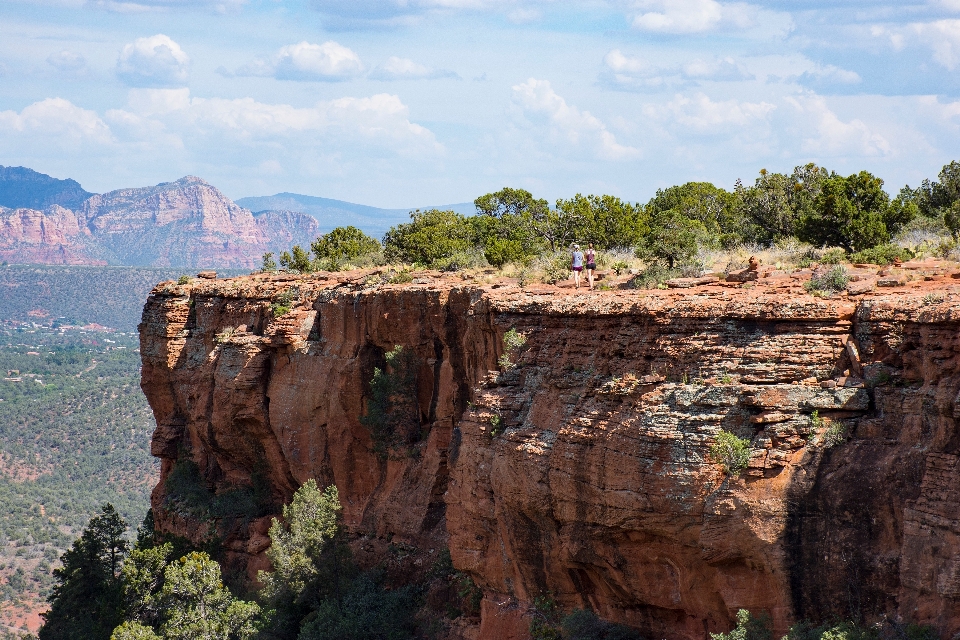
1,0 -> 959,207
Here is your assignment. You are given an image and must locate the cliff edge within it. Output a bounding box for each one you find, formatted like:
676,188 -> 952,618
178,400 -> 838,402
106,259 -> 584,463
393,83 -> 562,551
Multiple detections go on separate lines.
139,267 -> 960,639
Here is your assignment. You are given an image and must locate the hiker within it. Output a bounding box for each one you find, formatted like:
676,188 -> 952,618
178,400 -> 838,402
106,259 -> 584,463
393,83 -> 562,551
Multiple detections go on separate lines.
585,243 -> 597,290
571,244 -> 584,290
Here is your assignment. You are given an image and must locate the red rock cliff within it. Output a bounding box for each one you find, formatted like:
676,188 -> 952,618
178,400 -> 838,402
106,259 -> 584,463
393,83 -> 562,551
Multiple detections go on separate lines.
139,271 -> 960,639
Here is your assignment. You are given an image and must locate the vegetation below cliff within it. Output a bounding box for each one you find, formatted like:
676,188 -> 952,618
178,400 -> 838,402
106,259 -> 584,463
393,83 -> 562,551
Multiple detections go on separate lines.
0,327 -> 157,637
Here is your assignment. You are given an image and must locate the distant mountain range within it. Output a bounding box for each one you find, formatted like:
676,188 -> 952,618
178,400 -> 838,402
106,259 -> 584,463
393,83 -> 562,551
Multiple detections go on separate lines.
0,166 -> 476,268
235,193 -> 475,240
0,166 -> 93,211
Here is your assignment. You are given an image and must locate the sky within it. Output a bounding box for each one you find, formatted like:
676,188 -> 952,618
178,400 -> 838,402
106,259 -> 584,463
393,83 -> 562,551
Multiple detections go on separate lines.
1,0 -> 959,208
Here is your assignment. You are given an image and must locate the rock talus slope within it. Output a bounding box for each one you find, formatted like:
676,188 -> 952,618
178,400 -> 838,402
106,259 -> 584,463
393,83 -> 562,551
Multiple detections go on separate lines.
139,272 -> 960,639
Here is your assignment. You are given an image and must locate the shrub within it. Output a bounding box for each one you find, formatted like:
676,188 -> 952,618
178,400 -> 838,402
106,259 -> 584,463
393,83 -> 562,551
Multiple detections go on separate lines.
710,431 -> 751,475
297,571 -> 418,640
561,609 -> 643,640
710,609 -> 772,640
630,264 -> 680,289
821,421 -> 847,448
498,328 -> 527,369
804,266 -> 849,294
271,289 -> 296,317
176,275 -> 190,285
819,248 -> 848,264
529,594 -> 562,640
849,243 -> 913,265
361,346 -> 421,457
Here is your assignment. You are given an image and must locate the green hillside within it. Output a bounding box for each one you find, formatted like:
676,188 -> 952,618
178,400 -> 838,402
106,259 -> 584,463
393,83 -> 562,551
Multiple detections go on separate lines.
0,326 -> 158,636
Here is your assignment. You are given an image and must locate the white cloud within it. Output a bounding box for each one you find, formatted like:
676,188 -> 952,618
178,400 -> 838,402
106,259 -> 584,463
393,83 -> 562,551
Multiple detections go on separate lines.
650,92 -> 775,132
116,34 -> 189,87
629,0 -> 792,37
235,41 -> 364,82
111,88 -> 441,154
784,95 -> 890,157
0,98 -> 113,150
90,0 -> 245,12
369,56 -> 458,80
873,19 -> 960,70
512,78 -> 639,160
632,0 -> 722,33
602,50 -> 752,90
798,64 -> 861,85
47,50 -> 86,73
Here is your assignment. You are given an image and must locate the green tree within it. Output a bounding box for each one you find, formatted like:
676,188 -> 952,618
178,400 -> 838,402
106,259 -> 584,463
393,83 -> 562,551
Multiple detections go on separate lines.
796,171 -> 904,252
646,181 -> 741,244
637,210 -> 708,269
554,194 -> 648,250
472,188 -> 546,266
156,552 -> 260,640
260,252 -> 277,272
908,160 -> 960,237
279,245 -> 314,273
40,504 -> 129,640
734,170 -> 795,244
311,227 -> 381,269
383,209 -> 472,266
258,481 -> 353,638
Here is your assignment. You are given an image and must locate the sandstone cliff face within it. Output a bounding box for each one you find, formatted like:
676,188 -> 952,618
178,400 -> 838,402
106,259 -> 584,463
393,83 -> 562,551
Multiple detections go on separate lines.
0,176 -> 318,267
0,205 -> 106,265
139,273 -> 960,639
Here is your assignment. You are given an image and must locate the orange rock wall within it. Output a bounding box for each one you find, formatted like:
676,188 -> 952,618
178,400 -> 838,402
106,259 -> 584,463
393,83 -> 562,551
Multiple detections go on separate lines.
139,273 -> 960,639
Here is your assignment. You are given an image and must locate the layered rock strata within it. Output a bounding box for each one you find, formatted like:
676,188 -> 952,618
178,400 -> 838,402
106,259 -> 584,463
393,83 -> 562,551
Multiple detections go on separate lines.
0,176 -> 317,267
139,272 -> 960,639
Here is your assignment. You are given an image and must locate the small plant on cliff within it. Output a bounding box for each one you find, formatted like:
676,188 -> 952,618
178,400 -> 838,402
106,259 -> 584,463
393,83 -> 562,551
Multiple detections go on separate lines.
821,420 -> 847,448
176,275 -> 190,285
498,328 -> 528,369
710,430 -> 752,475
710,609 -> 772,640
214,327 -> 234,344
271,289 -> 296,317
529,593 -> 563,640
361,345 -> 421,457
489,414 -> 504,438
804,265 -> 849,295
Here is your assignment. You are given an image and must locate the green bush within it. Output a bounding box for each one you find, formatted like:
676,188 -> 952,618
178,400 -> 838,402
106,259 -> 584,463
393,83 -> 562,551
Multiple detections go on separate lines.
498,328 -> 527,369
710,431 -> 752,475
629,264 -> 680,289
848,243 -> 913,265
176,275 -> 190,285
710,609 -> 771,640
561,609 -> 643,640
804,266 -> 849,294
360,346 -> 421,456
297,572 -> 418,640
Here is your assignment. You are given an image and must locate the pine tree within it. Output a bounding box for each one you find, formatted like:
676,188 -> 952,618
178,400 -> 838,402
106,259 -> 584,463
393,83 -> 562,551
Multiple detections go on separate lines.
39,504 -> 129,640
